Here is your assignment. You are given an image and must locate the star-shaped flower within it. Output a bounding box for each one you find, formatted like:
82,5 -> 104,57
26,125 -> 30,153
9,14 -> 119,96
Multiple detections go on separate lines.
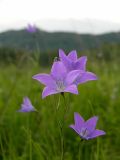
32,61 -> 81,98
59,49 -> 98,85
70,112 -> 106,140
17,97 -> 36,112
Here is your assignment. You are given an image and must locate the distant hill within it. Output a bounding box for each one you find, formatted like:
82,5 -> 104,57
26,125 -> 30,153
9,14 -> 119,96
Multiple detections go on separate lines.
35,19 -> 120,34
0,29 -> 120,52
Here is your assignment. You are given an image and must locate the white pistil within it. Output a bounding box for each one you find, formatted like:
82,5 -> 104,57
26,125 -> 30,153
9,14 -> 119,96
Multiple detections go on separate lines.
56,80 -> 65,92
80,128 -> 89,138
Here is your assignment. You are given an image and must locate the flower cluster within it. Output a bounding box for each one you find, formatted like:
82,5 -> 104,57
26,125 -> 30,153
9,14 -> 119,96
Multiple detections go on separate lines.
18,49 -> 105,141
32,49 -> 98,98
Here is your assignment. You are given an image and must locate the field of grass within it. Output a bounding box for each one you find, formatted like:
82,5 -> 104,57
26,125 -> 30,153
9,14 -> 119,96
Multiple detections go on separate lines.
0,57 -> 120,160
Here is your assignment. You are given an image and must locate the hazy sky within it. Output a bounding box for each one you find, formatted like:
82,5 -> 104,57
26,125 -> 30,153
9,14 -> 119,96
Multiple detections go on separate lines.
0,0 -> 120,31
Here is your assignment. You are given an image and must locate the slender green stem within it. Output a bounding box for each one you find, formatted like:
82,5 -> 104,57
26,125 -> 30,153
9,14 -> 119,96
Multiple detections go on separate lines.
78,141 -> 81,160
29,130 -> 32,160
27,115 -> 32,160
0,135 -> 6,160
60,125 -> 64,160
54,93 -> 70,160
54,95 -> 62,159
78,139 -> 84,160
88,100 -> 95,115
60,93 -> 69,160
54,94 -> 65,160
96,138 -> 100,160
61,93 -> 69,120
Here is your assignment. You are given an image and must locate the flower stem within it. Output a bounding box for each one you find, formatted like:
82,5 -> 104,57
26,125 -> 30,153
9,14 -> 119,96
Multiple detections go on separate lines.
27,115 -> 32,160
78,139 -> 84,160
61,93 -> 69,120
55,93 -> 69,160
60,123 -> 64,160
54,95 -> 64,160
60,93 -> 69,160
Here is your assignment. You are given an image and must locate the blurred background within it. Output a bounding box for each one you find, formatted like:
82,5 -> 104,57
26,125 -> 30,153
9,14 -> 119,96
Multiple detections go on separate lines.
0,0 -> 120,159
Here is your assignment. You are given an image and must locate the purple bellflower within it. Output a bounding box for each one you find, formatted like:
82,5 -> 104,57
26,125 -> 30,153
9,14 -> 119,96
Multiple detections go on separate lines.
26,24 -> 37,33
32,61 -> 81,98
17,97 -> 36,112
59,49 -> 97,85
70,112 -> 106,140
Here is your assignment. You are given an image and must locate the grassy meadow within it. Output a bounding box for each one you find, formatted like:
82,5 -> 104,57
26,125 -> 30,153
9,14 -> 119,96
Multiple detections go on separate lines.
0,53 -> 120,160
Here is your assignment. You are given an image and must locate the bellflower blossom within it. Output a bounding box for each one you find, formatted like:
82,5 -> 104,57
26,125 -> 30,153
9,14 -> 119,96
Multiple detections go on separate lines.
17,97 -> 36,112
32,61 -> 81,98
59,49 -> 97,85
26,24 -> 37,33
70,112 -> 106,140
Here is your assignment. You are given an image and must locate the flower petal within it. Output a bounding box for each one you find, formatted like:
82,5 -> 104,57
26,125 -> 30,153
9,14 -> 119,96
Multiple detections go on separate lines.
42,87 -> 59,98
32,74 -> 56,87
75,56 -> 87,70
64,84 -> 78,94
59,49 -> 72,71
17,104 -> 35,112
65,70 -> 83,85
68,50 -> 77,61
85,116 -> 98,133
23,97 -> 32,106
87,129 -> 106,139
75,72 -> 98,85
74,112 -> 84,130
51,61 -> 67,80
69,124 -> 80,135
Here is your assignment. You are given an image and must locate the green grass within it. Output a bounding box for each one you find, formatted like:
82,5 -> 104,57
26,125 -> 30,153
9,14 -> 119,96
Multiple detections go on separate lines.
0,59 -> 120,160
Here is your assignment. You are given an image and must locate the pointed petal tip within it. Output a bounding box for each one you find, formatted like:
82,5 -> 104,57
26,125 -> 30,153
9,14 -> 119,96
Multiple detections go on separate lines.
89,116 -> 99,122
69,124 -> 74,128
74,112 -> 80,117
93,74 -> 98,80
79,55 -> 87,60
42,92 -> 46,99
74,112 -> 85,122
59,48 -> 64,52
32,74 -> 37,80
59,49 -> 65,56
102,131 -> 106,135
32,74 -> 42,80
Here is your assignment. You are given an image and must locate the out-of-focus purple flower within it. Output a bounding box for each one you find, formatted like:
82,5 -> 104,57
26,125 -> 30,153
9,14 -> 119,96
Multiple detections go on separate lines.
17,97 -> 36,112
70,112 -> 106,140
32,61 -> 81,98
26,24 -> 37,33
59,49 -> 97,85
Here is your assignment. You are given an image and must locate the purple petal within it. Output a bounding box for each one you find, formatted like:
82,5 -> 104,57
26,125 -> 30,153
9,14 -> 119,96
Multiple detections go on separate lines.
51,61 -> 67,80
74,112 -> 84,129
75,56 -> 87,70
64,84 -> 78,94
26,24 -> 37,33
68,50 -> 77,61
65,70 -> 83,85
32,74 -> 56,87
17,103 -> 35,112
42,87 -> 59,98
69,124 -> 80,135
17,97 -> 36,113
85,116 -> 98,133
23,97 -> 32,106
59,49 -> 72,71
88,129 -> 106,139
75,72 -> 98,85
